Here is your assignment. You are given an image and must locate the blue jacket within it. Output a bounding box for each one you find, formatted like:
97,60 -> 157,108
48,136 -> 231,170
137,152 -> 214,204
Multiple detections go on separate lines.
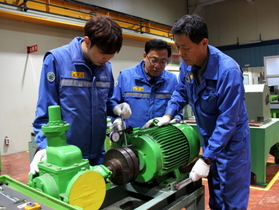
33,37 -> 116,159
166,45 -> 251,208
110,61 -> 182,128
166,45 -> 250,160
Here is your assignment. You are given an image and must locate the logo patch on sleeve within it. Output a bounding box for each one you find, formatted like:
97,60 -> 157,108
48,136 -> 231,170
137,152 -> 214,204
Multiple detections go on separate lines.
47,72 -> 55,82
71,71 -> 85,78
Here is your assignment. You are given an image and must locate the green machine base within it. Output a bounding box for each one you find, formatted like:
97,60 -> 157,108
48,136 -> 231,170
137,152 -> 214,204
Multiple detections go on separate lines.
249,118 -> 279,186
0,175 -> 81,210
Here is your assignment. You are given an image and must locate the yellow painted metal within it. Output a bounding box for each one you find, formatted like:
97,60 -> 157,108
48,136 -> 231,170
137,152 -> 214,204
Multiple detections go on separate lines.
68,170 -> 106,210
0,10 -> 84,31
0,0 -> 174,43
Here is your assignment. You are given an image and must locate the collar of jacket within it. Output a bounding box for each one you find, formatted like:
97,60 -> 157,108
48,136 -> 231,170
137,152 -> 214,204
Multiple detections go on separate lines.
201,45 -> 220,81
133,60 -> 166,84
70,37 -> 108,70
182,45 -> 220,81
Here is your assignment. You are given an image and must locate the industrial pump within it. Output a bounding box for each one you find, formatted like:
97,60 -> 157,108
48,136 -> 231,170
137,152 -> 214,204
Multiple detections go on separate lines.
28,105 -> 201,210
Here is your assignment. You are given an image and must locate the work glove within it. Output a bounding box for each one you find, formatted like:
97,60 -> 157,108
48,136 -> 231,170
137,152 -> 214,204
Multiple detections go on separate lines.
141,115 -> 171,129
189,158 -> 210,182
112,118 -> 125,134
113,103 -> 132,119
170,118 -> 183,124
29,149 -> 46,174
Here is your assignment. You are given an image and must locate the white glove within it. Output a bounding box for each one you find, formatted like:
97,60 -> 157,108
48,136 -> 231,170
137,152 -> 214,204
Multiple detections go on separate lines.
113,103 -> 132,119
141,115 -> 171,129
189,158 -> 210,182
112,118 -> 125,134
170,118 -> 183,124
29,149 -> 46,174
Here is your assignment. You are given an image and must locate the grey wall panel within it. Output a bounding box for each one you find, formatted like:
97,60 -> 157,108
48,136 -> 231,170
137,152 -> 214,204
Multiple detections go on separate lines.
75,0 -> 187,26
202,0 -> 279,47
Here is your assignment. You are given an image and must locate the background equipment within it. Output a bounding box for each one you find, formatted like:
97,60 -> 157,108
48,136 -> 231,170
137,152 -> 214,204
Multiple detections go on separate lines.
244,84 -> 271,123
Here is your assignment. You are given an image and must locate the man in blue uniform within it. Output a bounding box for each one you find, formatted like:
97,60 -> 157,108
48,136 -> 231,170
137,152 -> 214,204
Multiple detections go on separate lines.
142,15 -> 251,209
110,39 -> 182,130
30,15 -> 131,174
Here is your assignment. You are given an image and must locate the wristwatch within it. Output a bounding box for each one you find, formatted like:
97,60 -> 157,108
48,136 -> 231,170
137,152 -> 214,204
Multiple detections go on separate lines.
200,155 -> 212,165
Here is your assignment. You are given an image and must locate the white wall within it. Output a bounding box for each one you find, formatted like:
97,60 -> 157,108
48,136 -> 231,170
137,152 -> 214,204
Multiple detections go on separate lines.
0,18 -> 146,155
111,39 -> 145,79
2,0 -> 279,155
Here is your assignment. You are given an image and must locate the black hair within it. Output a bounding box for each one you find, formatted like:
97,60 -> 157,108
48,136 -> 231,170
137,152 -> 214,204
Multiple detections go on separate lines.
84,15 -> 123,54
172,14 -> 208,44
144,39 -> 172,57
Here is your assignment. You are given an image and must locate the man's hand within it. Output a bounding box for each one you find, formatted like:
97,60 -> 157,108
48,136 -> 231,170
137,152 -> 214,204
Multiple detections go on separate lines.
189,158 -> 210,182
29,149 -> 46,174
170,118 -> 184,124
113,103 -> 132,119
141,115 -> 171,129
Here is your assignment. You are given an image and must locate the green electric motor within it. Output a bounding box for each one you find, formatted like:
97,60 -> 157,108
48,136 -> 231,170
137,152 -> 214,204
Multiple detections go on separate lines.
28,105 -> 201,209
104,121 -> 201,186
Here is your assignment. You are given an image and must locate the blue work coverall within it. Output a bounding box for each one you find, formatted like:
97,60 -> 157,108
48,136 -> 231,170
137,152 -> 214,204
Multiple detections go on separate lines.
166,45 -> 251,209
33,37 -> 116,165
110,61 -> 182,128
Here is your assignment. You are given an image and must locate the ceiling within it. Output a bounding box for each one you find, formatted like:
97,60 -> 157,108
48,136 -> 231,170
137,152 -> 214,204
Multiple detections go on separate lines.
188,0 -> 256,14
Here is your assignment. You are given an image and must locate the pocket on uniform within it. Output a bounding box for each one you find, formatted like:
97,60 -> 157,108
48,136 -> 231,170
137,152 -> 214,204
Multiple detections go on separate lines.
200,89 -> 218,114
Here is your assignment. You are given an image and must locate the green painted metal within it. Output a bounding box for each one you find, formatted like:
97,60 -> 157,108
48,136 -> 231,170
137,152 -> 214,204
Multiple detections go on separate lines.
172,123 -> 201,162
249,119 -> 279,186
42,105 -> 70,147
270,95 -> 278,102
28,105 -> 112,206
0,175 -> 82,209
27,105 -> 201,207
105,118 -> 112,152
119,123 -> 200,184
270,101 -> 279,118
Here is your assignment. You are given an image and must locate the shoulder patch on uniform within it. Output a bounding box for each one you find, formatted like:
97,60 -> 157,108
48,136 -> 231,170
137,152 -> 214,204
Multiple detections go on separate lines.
47,72 -> 55,82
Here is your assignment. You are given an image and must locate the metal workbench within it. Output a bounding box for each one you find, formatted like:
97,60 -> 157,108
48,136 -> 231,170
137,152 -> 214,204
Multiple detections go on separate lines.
101,179 -> 205,210
249,118 -> 279,186
189,119 -> 279,186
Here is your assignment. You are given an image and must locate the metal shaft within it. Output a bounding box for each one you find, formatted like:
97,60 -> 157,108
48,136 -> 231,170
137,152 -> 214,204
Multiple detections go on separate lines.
121,115 -> 128,146
174,177 -> 192,190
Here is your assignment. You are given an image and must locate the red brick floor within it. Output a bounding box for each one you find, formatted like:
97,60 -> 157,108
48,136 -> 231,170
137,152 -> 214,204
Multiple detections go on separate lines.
203,155 -> 279,210
1,151 -> 279,209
